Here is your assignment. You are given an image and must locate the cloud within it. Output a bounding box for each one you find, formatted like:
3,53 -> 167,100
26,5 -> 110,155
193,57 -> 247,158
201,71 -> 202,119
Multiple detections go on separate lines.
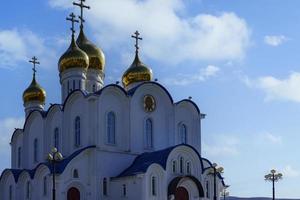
203,135 -> 240,157
282,165 -> 300,178
0,29 -> 59,69
263,132 -> 282,144
163,65 -> 220,86
243,72 -> 300,103
50,0 -> 251,65
264,35 -> 288,46
0,117 -> 24,155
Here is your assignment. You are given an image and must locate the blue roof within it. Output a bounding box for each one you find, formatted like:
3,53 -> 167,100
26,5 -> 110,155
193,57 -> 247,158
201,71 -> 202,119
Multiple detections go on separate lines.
0,145 -> 96,183
117,144 -> 204,178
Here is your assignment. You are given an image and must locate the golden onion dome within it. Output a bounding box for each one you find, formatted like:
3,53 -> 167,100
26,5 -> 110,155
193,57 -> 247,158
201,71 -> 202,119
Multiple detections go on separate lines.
122,53 -> 153,87
58,36 -> 89,73
76,29 -> 105,71
23,76 -> 46,104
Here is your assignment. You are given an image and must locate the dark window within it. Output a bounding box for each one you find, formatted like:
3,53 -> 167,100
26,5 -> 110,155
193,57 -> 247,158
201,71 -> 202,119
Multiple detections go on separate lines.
26,181 -> 30,199
145,118 -> 153,148
172,161 -> 176,173
43,177 -> 47,196
103,178 -> 107,196
75,117 -> 81,147
180,157 -> 184,173
122,184 -> 126,196
34,138 -> 38,163
54,128 -> 59,149
187,162 -> 191,174
17,147 -> 21,168
179,124 -> 187,144
151,176 -> 157,196
107,112 -> 116,144
9,185 -> 12,200
73,169 -> 79,178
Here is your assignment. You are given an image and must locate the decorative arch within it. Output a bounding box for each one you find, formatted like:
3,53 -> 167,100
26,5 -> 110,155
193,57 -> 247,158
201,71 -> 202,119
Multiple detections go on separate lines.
168,176 -> 204,198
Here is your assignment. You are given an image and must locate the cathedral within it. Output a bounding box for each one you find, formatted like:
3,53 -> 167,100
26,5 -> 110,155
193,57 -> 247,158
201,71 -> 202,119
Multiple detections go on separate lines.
0,1 -> 226,199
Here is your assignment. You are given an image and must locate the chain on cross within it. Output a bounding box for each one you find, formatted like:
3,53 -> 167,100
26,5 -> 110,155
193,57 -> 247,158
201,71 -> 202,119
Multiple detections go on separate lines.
73,0 -> 90,29
29,56 -> 40,77
131,31 -> 143,53
66,12 -> 79,36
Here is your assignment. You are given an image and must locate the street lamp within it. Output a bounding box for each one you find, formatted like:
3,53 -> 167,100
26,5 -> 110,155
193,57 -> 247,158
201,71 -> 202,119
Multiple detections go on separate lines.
264,169 -> 283,200
208,163 -> 224,200
47,147 -> 63,200
221,186 -> 229,200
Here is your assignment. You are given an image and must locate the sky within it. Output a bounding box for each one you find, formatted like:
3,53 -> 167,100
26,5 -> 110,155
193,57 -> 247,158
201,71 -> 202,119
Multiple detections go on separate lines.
0,0 -> 300,198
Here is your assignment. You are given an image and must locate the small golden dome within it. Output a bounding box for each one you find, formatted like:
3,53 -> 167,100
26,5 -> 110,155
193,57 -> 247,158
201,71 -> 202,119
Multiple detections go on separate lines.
58,36 -> 89,73
77,29 -> 105,71
23,76 -> 46,104
122,53 -> 153,87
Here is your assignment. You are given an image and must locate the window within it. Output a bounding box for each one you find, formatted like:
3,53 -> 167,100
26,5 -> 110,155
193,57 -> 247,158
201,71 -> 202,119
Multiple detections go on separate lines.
73,169 -> 79,178
144,118 -> 153,148
9,185 -> 12,200
187,162 -> 191,174
103,178 -> 107,196
206,181 -> 210,198
122,184 -> 127,197
180,157 -> 184,173
54,128 -> 59,149
151,176 -> 157,196
172,161 -> 177,173
179,123 -> 187,144
107,112 -> 116,144
26,181 -> 30,199
75,116 -> 81,147
34,138 -> 38,163
18,147 -> 21,168
43,176 -> 47,196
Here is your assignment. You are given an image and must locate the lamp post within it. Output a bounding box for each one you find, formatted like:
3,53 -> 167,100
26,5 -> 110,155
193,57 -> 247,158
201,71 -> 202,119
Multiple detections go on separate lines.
264,169 -> 283,200
209,163 -> 224,200
47,147 -> 63,200
221,186 -> 229,200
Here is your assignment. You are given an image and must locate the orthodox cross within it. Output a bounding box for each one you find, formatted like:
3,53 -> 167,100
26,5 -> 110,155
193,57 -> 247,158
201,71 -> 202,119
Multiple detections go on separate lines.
29,56 -> 40,77
73,0 -> 90,29
66,12 -> 79,36
131,31 -> 143,54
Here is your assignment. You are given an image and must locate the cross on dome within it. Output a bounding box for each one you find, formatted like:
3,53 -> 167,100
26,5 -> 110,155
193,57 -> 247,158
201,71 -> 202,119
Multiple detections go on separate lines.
66,12 -> 79,36
29,56 -> 40,77
73,0 -> 90,29
131,30 -> 143,54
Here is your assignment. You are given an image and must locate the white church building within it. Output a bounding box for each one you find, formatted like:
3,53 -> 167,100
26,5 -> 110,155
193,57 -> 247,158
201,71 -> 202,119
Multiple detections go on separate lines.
0,1 -> 226,199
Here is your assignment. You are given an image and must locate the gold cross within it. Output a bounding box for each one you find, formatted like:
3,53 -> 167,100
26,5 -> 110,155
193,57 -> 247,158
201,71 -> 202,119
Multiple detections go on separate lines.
73,0 -> 90,29
131,31 -> 143,53
29,56 -> 40,77
66,12 -> 79,36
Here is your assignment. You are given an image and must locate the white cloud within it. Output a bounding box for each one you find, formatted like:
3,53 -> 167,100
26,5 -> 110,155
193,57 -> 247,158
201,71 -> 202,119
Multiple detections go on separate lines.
263,132 -> 282,144
50,0 -> 251,65
0,29 -> 58,69
203,135 -> 240,157
264,35 -> 288,46
282,165 -> 300,178
244,72 -> 300,103
163,65 -> 220,86
0,117 -> 24,155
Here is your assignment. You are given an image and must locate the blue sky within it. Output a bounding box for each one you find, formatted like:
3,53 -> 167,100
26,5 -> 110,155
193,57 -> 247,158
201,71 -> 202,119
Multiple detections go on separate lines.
1,0 -> 300,198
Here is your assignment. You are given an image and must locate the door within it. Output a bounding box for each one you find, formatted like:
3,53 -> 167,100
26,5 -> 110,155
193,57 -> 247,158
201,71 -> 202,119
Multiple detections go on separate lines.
175,186 -> 189,200
67,187 -> 80,200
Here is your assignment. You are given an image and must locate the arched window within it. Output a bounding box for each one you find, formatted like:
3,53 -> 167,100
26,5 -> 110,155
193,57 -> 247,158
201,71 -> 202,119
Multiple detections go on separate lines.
54,128 -> 59,149
172,160 -> 177,173
9,185 -> 12,200
180,157 -> 184,173
187,162 -> 191,174
75,116 -> 81,147
73,169 -> 79,178
122,184 -> 127,197
26,181 -> 30,199
17,147 -> 21,168
206,181 -> 210,198
151,176 -> 157,196
103,178 -> 107,196
179,123 -> 187,144
144,118 -> 153,148
34,138 -> 38,163
107,112 -> 116,144
43,176 -> 47,196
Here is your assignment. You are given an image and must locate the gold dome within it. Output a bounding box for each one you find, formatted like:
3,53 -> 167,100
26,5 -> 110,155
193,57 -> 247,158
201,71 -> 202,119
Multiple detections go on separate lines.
76,29 -> 105,71
58,36 -> 89,73
122,53 -> 153,87
23,76 -> 46,104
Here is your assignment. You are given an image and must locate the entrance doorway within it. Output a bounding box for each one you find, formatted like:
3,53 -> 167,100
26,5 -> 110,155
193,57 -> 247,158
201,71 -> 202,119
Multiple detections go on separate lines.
67,187 -> 80,200
175,186 -> 189,200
